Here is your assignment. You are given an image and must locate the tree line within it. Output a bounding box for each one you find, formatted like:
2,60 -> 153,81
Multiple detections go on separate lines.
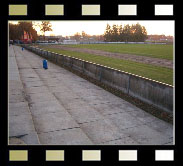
9,21 -> 52,41
9,22 -> 38,41
103,23 -> 148,42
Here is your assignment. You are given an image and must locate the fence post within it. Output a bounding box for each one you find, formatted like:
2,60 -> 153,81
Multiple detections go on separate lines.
56,53 -> 58,63
70,58 -> 73,68
82,61 -> 85,73
63,56 -> 65,66
47,51 -> 49,59
127,75 -> 131,94
99,67 -> 103,82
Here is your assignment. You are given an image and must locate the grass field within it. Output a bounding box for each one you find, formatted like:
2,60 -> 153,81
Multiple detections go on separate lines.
40,46 -> 173,85
67,44 -> 173,60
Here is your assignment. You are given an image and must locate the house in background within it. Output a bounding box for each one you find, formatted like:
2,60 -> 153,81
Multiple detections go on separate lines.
146,35 -> 173,43
21,31 -> 32,44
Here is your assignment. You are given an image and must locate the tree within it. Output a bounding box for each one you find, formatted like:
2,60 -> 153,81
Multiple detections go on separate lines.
18,21 -> 38,41
9,22 -> 38,41
103,24 -> 112,42
30,28 -> 38,41
131,23 -> 148,42
18,21 -> 33,34
39,21 -> 52,40
73,32 -> 81,41
9,23 -> 22,40
81,31 -> 86,37
118,25 -> 123,41
122,24 -> 132,42
111,24 -> 119,42
141,26 -> 148,41
103,23 -> 148,42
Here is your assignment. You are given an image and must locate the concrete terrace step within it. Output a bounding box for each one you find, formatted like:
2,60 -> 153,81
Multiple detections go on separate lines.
8,45 -> 40,145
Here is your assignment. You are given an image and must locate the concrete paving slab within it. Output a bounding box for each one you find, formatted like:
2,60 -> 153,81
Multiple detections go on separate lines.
99,94 -> 129,105
19,69 -> 36,74
33,112 -> 79,133
20,74 -> 40,79
9,94 -> 26,103
25,86 -> 50,94
53,92 -> 87,109
9,131 -> 40,145
9,137 -> 26,145
29,100 -> 66,116
146,119 -> 173,138
84,99 -> 110,105
19,132 -> 40,145
48,86 -> 71,93
9,81 -> 23,89
54,92 -> 81,102
9,89 -> 23,95
9,74 -> 21,80
21,75 -> 40,79
80,119 -> 129,144
28,93 -> 56,103
61,101 -> 88,110
9,114 -> 36,137
21,77 -> 41,82
9,101 -> 28,108
81,95 -> 106,102
16,61 -> 31,68
164,138 -> 173,145
127,108 -> 157,124
38,128 -> 93,145
100,136 -> 138,145
105,112 -> 144,130
122,124 -> 172,145
42,78 -> 62,83
91,103 -> 127,115
23,81 -> 45,88
66,106 -> 104,124
34,73 -> 58,79
43,82 -> 62,87
9,105 -> 31,116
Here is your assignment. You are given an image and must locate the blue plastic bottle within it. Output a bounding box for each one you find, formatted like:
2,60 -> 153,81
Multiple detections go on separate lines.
43,59 -> 48,69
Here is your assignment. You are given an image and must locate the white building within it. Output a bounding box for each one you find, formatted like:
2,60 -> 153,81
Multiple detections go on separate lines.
62,40 -> 78,44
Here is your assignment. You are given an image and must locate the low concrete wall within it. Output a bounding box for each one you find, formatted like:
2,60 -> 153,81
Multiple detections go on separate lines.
23,45 -> 173,113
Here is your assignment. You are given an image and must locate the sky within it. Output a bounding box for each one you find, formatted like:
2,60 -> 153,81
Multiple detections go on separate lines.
10,21 -> 174,37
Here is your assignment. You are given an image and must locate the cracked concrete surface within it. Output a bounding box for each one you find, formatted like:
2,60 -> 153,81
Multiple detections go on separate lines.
8,45 -> 173,145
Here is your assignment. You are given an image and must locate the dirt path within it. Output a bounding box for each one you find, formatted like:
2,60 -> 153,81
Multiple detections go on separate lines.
46,45 -> 173,69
